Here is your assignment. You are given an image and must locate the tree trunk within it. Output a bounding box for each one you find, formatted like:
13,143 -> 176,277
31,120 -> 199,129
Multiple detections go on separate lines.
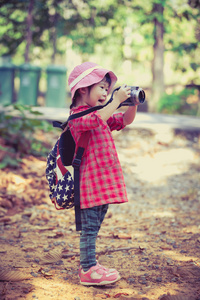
24,0 -> 34,63
50,0 -> 59,64
51,13 -> 58,64
51,27 -> 56,64
150,2 -> 165,112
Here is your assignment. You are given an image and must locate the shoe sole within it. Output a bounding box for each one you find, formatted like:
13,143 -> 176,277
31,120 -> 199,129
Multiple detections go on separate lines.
80,274 -> 121,286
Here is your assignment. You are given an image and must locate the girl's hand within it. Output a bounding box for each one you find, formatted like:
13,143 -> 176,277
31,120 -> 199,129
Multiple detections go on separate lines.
98,85 -> 131,122
113,84 -> 131,104
123,105 -> 138,125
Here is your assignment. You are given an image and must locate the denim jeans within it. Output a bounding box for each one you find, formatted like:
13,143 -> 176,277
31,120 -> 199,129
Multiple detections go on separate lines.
80,204 -> 109,272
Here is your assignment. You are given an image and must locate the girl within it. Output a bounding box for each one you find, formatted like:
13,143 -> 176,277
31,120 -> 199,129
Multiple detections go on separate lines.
68,62 -> 138,286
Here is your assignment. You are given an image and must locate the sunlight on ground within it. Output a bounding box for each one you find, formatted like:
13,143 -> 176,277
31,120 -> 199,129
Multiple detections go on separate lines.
151,211 -> 175,218
3,174 -> 30,194
25,275 -> 181,300
128,148 -> 196,183
22,156 -> 47,169
26,271 -> 190,300
10,174 -> 26,185
162,250 -> 200,264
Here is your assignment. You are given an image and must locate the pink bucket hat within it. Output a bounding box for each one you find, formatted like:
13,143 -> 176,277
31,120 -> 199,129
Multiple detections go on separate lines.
68,62 -> 117,101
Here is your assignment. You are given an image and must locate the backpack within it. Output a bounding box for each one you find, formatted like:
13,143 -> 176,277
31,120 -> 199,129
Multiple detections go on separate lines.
45,135 -> 75,211
45,105 -> 105,231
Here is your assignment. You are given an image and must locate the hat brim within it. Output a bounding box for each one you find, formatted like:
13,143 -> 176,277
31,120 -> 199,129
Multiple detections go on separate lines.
70,68 -> 117,100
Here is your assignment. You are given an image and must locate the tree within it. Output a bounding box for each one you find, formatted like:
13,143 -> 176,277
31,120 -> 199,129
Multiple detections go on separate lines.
0,0 -> 50,61
0,0 -> 29,57
151,1 -> 165,111
0,0 -> 199,113
25,0 -> 34,62
134,0 -> 200,111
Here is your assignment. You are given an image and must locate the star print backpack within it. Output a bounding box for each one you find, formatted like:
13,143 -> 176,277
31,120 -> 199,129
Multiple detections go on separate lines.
46,105 -> 104,231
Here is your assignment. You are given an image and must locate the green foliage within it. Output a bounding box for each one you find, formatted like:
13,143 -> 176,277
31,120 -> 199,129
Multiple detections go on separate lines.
157,88 -> 198,115
0,0 -> 199,113
0,145 -> 22,169
157,93 -> 182,114
0,104 -> 53,169
0,0 -> 199,64
0,1 -> 29,56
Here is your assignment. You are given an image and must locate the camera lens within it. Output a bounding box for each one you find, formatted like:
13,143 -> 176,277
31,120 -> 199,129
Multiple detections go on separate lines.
138,90 -> 145,103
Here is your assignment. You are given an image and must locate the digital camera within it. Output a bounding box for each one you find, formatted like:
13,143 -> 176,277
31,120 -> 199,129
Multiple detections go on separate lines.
120,86 -> 145,106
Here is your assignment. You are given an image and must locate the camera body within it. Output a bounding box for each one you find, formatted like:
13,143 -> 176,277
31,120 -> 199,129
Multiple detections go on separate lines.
108,86 -> 145,108
120,86 -> 145,106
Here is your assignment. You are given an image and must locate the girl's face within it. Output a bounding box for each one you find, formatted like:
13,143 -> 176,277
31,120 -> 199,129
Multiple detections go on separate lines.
86,78 -> 110,107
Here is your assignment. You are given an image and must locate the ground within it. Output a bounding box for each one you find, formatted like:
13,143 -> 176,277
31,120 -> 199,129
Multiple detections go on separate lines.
0,124 -> 200,300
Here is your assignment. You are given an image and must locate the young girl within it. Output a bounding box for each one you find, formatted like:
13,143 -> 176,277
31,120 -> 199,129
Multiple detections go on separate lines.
68,62 -> 138,286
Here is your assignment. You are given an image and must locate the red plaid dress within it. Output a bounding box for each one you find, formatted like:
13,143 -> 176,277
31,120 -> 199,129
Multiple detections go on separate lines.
69,105 -> 128,209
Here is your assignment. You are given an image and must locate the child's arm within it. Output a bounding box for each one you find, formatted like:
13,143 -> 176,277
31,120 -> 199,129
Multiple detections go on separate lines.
123,106 -> 138,125
98,85 -> 131,122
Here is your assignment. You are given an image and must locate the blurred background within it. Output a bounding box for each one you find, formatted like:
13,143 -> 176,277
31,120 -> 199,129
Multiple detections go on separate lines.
0,0 -> 199,114
0,3 -> 200,298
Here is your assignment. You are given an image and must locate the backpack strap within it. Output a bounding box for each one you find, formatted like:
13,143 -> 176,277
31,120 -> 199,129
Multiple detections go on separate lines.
72,131 -> 91,231
53,88 -> 119,130
53,101 -> 112,130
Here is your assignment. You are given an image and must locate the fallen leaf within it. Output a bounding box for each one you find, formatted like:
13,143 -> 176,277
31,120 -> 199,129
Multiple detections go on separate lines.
114,292 -> 129,298
23,247 -> 36,252
0,270 -> 31,282
138,245 -> 146,251
39,268 -> 53,277
38,227 -> 56,232
41,211 -> 50,221
0,217 -> 11,223
159,295 -> 195,300
113,233 -> 132,239
47,231 -> 64,238
40,249 -> 63,264
95,294 -> 107,299
160,246 -> 172,250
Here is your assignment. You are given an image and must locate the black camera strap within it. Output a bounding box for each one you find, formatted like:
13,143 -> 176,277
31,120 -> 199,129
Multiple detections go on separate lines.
53,104 -> 108,130
53,88 -> 122,130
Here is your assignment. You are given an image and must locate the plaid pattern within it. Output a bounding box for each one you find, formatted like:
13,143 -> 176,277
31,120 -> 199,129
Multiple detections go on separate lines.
80,204 -> 109,271
69,105 -> 128,209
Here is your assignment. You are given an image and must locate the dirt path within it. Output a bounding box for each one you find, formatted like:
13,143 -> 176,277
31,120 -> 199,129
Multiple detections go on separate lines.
0,125 -> 200,300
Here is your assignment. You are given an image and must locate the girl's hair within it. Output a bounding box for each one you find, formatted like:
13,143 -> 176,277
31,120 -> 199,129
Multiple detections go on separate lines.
70,73 -> 111,109
104,73 -> 112,86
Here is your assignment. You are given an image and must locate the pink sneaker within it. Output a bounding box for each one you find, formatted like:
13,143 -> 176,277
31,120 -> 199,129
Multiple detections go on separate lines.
96,262 -> 117,274
79,264 -> 120,286
79,262 -> 117,276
